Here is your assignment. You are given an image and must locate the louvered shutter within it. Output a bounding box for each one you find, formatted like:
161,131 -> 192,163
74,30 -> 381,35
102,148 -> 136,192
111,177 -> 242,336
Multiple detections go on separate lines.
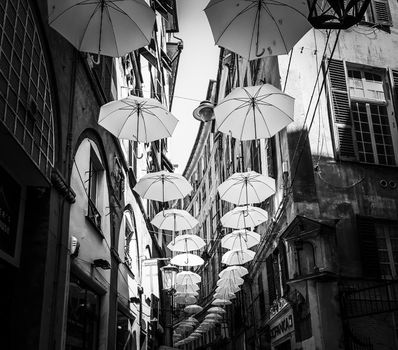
266,256 -> 277,304
390,69 -> 398,114
357,215 -> 380,278
372,0 -> 392,26
325,59 -> 357,160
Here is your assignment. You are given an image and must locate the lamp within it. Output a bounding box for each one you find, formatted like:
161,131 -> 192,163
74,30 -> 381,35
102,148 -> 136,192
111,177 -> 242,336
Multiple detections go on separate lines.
160,264 -> 178,292
193,100 -> 215,122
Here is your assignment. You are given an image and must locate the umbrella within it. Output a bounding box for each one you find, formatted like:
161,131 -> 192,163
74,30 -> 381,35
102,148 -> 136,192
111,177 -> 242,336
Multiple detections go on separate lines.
99,96 -> 178,143
221,230 -> 261,250
219,266 -> 249,278
205,313 -> 223,319
177,271 -> 201,285
184,305 -> 203,314
168,234 -> 206,252
215,285 -> 240,294
208,307 -> 226,314
204,0 -> 310,60
176,284 -> 200,294
151,209 -> 198,231
175,294 -> 197,305
48,0 -> 155,58
214,292 -> 237,300
218,171 -> 275,205
215,84 -> 294,141
222,249 -> 255,265
134,171 -> 192,202
212,299 -> 232,306
221,206 -> 268,229
171,253 -> 204,267
217,276 -> 244,287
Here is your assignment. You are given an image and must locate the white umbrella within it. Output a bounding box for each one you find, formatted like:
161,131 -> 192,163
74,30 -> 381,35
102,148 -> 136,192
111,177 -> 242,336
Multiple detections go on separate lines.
218,171 -> 275,205
221,206 -> 268,229
204,0 -> 310,60
176,271 -> 201,285
171,253 -> 204,267
208,307 -> 226,314
184,305 -> 203,314
222,249 -> 255,265
168,234 -> 206,252
221,230 -> 261,250
134,171 -> 192,202
215,84 -> 294,141
176,284 -> 200,294
205,313 -> 223,319
217,276 -> 244,287
215,285 -> 240,294
219,266 -> 249,279
212,299 -> 232,306
151,209 -> 198,231
48,0 -> 155,57
214,292 -> 237,300
99,96 -> 178,143
175,294 -> 197,305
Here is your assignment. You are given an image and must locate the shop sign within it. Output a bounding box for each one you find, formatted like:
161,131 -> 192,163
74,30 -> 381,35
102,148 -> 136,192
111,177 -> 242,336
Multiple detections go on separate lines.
270,309 -> 294,343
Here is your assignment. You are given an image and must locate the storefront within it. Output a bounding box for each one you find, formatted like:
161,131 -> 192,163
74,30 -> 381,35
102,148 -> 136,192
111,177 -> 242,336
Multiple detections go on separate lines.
268,303 -> 295,350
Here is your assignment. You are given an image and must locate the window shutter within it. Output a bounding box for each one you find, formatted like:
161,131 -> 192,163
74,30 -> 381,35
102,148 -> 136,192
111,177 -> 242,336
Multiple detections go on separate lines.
325,59 -> 357,161
357,215 -> 381,279
266,256 -> 277,305
390,69 -> 398,114
372,0 -> 392,26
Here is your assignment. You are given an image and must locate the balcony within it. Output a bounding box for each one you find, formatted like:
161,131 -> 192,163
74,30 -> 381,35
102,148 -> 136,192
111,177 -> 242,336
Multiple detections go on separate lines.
86,198 -> 103,236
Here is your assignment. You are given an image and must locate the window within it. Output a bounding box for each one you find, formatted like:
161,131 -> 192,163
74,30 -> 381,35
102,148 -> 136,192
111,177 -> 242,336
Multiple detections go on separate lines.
362,0 -> 392,27
116,310 -> 135,350
87,148 -> 103,231
376,222 -> 398,279
296,241 -> 316,276
257,273 -> 266,318
326,59 -> 398,165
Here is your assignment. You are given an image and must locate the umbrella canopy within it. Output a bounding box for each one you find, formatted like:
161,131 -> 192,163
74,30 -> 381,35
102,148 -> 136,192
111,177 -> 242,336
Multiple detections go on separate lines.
99,96 -> 178,143
219,266 -> 249,279
221,206 -> 268,229
204,0 -> 310,60
217,276 -> 244,287
134,171 -> 192,202
215,285 -> 240,294
176,284 -> 200,294
221,229 -> 261,250
214,292 -> 237,300
175,294 -> 197,305
48,0 -> 155,57
171,253 -> 204,267
205,313 -> 223,319
168,234 -> 206,252
215,84 -> 294,141
218,171 -> 275,205
176,271 -> 201,285
222,249 -> 255,265
184,305 -> 203,314
208,307 -> 226,314
212,299 -> 232,306
151,209 -> 198,231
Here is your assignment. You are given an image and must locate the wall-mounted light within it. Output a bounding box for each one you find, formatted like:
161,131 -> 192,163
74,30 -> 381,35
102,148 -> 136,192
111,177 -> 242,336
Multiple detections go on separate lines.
93,258 -> 111,270
160,264 -> 178,292
193,100 -> 215,122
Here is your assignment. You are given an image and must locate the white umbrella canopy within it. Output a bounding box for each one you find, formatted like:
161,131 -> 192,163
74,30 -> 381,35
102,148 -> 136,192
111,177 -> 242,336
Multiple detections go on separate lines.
215,84 -> 294,141
222,249 -> 256,265
205,313 -> 223,319
99,96 -> 178,143
184,305 -> 203,314
218,171 -> 275,205
208,306 -> 226,314
221,206 -> 268,229
217,276 -> 244,287
134,171 -> 192,202
48,0 -> 155,57
151,209 -> 198,231
175,284 -> 200,294
204,0 -> 310,60
171,253 -> 205,267
214,292 -> 237,300
221,229 -> 261,250
215,285 -> 240,294
176,271 -> 201,285
219,266 -> 249,279
212,299 -> 232,306
174,294 -> 198,305
168,234 -> 206,252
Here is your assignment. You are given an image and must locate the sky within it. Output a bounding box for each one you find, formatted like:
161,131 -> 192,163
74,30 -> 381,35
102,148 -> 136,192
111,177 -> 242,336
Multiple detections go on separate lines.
168,0 -> 219,173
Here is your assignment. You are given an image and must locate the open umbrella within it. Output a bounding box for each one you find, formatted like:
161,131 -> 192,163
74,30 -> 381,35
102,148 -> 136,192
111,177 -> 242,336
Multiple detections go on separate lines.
215,84 -> 294,141
176,271 -> 201,285
184,305 -> 203,314
219,266 -> 249,278
99,96 -> 178,143
48,0 -> 155,58
151,209 -> 198,231
216,285 -> 240,294
222,249 -> 255,265
205,313 -> 223,320
134,171 -> 192,202
212,299 -> 232,306
217,276 -> 244,287
221,206 -> 268,229
204,0 -> 310,60
218,171 -> 275,206
168,234 -> 206,252
221,229 -> 261,250
176,284 -> 200,294
171,253 -> 204,267
214,292 -> 237,300
175,294 -> 198,305
208,307 -> 226,314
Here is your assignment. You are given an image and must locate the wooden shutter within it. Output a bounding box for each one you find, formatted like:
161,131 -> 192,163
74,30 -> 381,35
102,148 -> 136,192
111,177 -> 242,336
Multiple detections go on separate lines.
325,59 -> 357,160
266,256 -> 277,304
357,215 -> 381,278
390,69 -> 398,114
372,0 -> 392,26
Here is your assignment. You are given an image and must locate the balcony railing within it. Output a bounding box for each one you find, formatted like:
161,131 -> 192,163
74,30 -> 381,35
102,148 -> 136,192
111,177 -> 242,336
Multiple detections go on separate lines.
87,198 -> 102,233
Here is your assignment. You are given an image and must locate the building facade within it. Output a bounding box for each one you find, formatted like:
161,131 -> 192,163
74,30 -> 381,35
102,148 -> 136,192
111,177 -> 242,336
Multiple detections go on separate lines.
0,0 -> 180,349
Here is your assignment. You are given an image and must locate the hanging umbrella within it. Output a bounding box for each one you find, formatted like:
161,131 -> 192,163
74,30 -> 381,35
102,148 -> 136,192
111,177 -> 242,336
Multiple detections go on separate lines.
48,0 -> 155,58
168,234 -> 206,252
221,206 -> 268,229
205,313 -> 223,319
208,307 -> 226,314
171,253 -> 204,267
217,276 -> 244,287
214,292 -> 237,300
184,305 -> 203,314
215,285 -> 240,294
219,266 -> 249,279
99,96 -> 178,143
175,294 -> 197,305
134,171 -> 192,202
151,209 -> 198,231
215,84 -> 294,141
176,284 -> 200,294
212,299 -> 232,306
221,229 -> 261,250
204,0 -> 310,60
222,249 -> 255,265
218,171 -> 275,205
177,271 -> 201,285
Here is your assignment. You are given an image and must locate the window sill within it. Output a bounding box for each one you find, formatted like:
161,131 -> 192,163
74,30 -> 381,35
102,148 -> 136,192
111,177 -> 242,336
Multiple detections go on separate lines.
85,215 -> 105,239
358,21 -> 391,33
